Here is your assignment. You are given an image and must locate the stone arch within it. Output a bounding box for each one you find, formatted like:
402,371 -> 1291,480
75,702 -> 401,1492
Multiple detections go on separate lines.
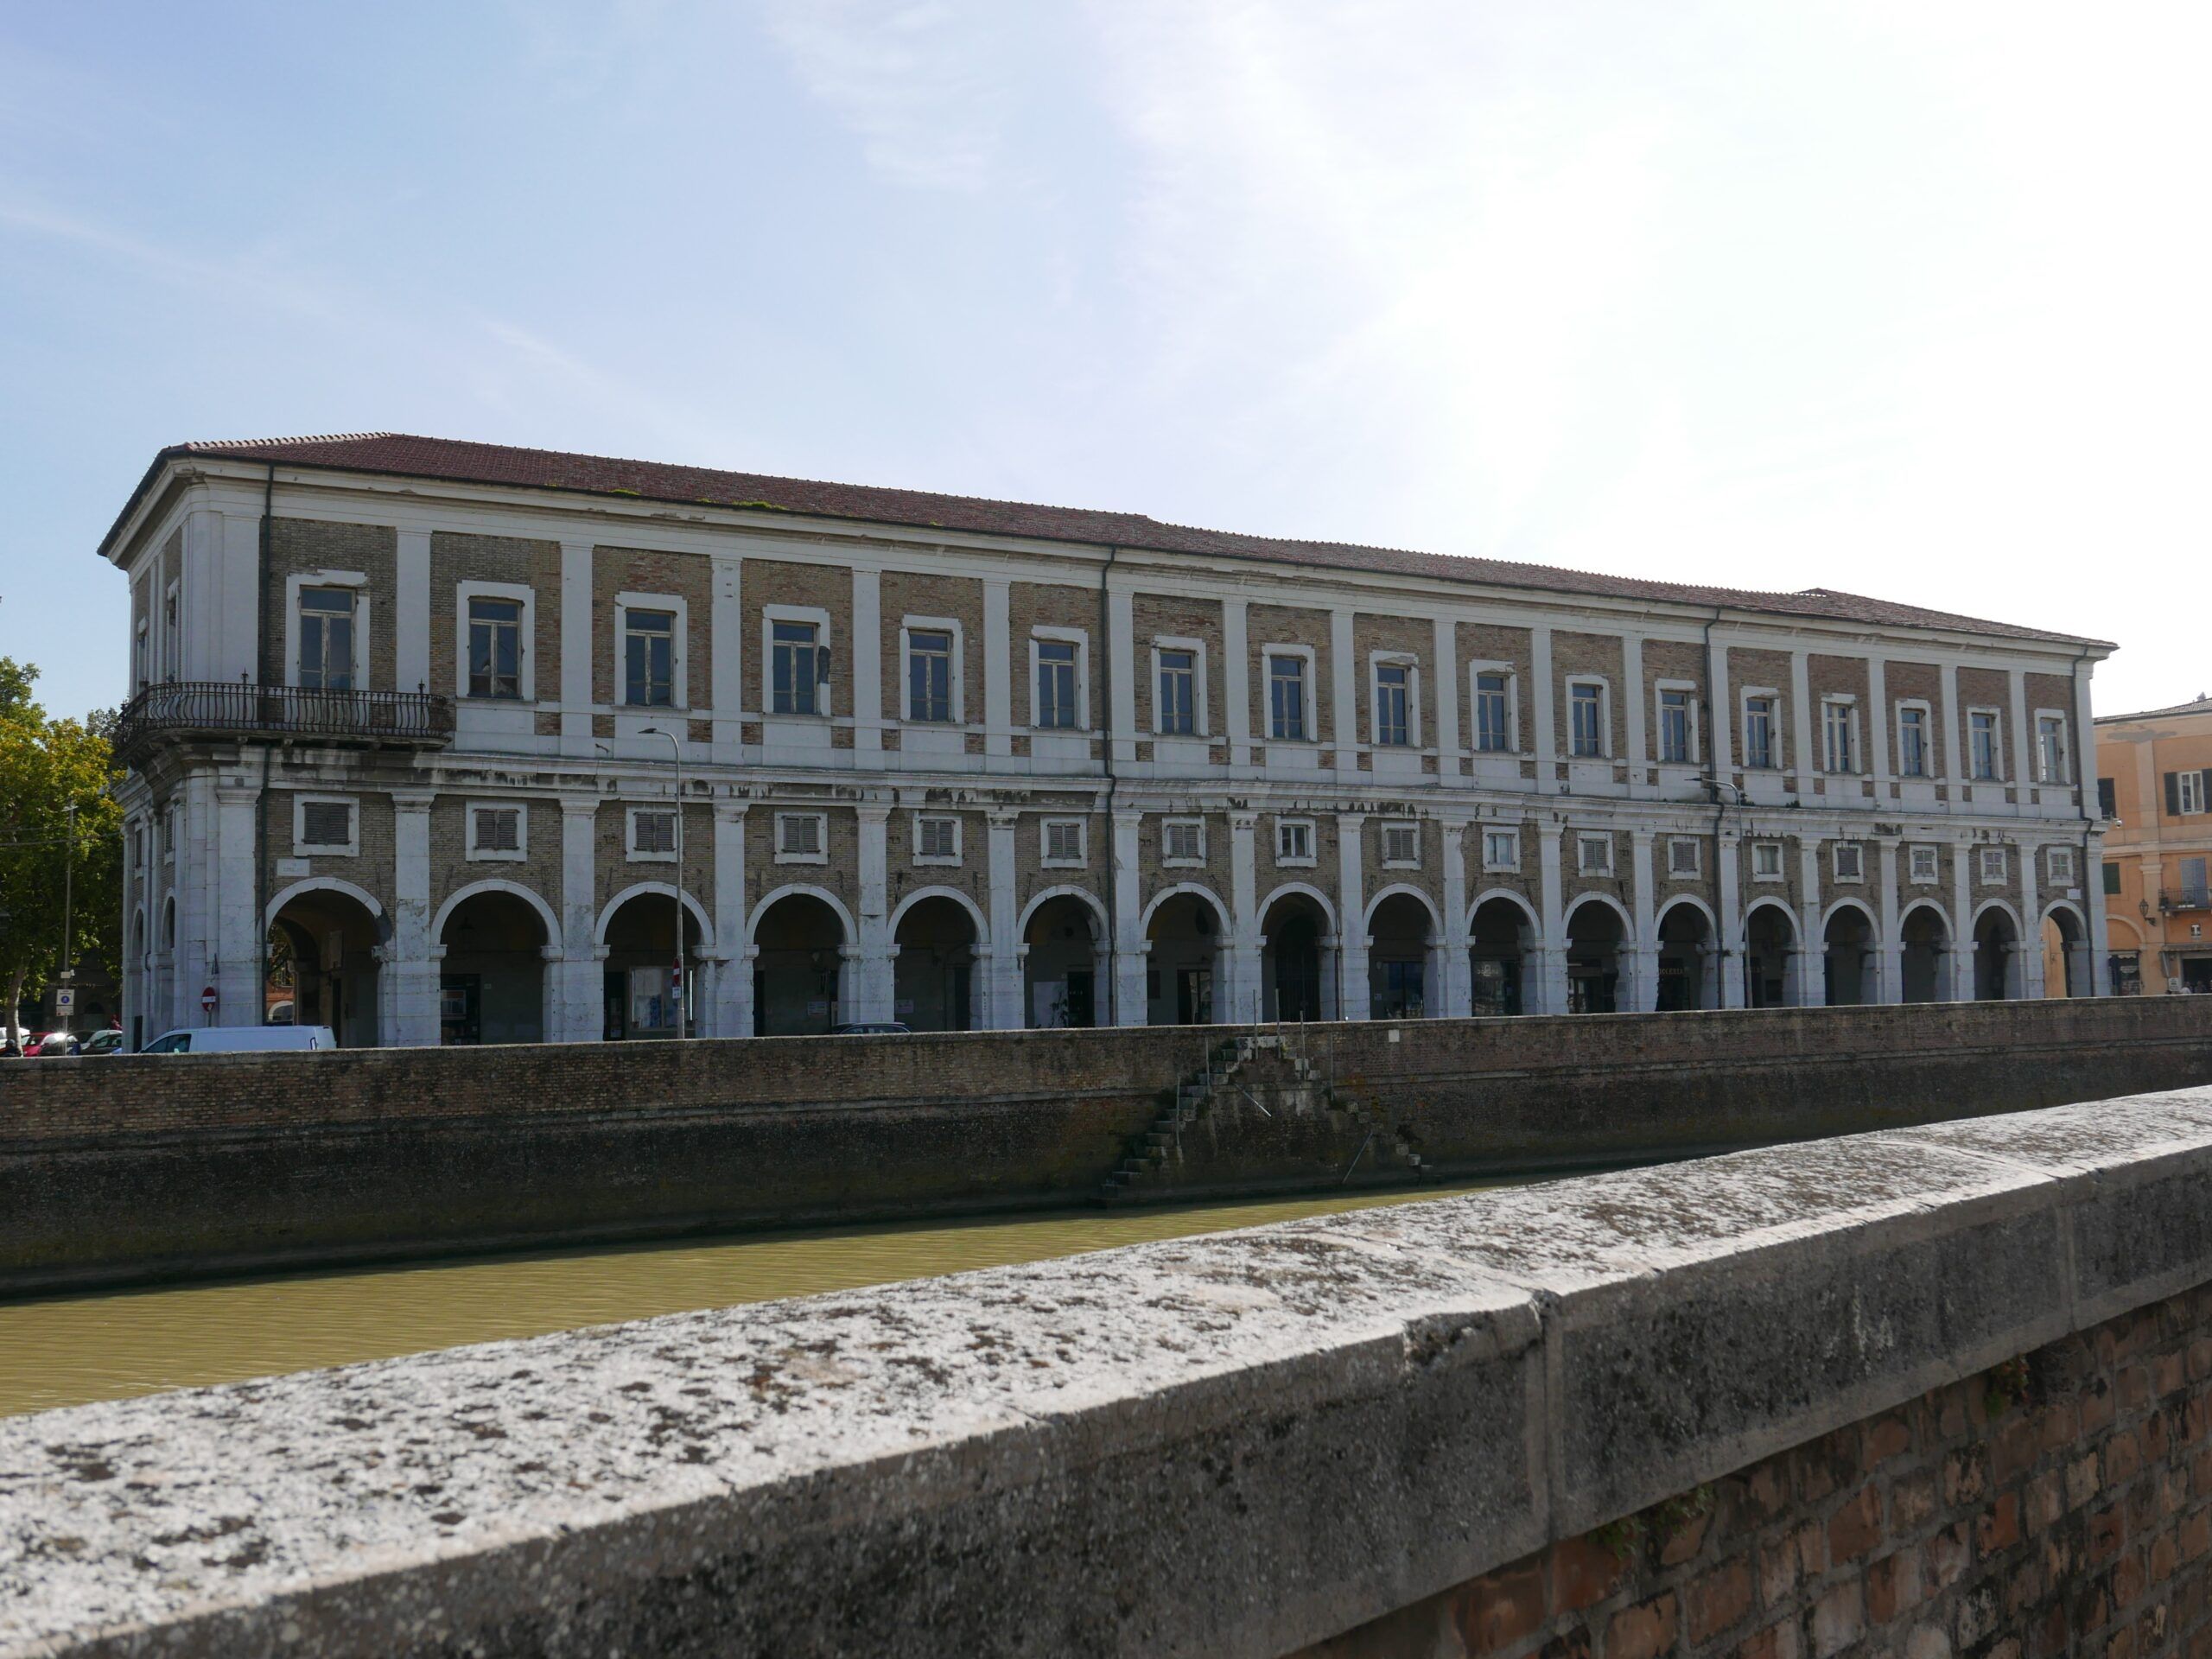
1258,880 -> 1339,937
1466,886 -> 1541,941
437,880 -> 556,1045
1654,895 -> 1720,1011
1563,890 -> 1634,932
1366,885 -> 1444,1020
2041,898 -> 2092,999
1564,893 -> 1630,1014
748,886 -> 854,1036
130,903 -> 148,963
1138,880 -> 1232,939
1821,899 -> 1880,1007
1468,888 -> 1540,1016
1022,885 -> 1106,1029
601,881 -> 717,952
1364,882 -> 1446,940
888,884 -> 988,940
1258,882 -> 1337,1022
1741,898 -> 1801,1008
434,879 -> 561,950
266,877 -> 388,1046
891,887 -> 986,1032
1142,882 -> 1231,1025
1899,900 -> 1954,1004
1018,884 -> 1109,941
264,876 -> 386,934
1971,899 -> 2024,1001
1970,896 -> 2026,937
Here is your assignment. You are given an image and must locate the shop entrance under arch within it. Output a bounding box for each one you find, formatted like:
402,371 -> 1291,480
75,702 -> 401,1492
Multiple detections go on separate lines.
266,886 -> 385,1046
438,888 -> 549,1044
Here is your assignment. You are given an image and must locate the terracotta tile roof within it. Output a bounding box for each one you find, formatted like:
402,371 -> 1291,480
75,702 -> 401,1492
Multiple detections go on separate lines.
2098,694 -> 2212,724
113,432 -> 2111,648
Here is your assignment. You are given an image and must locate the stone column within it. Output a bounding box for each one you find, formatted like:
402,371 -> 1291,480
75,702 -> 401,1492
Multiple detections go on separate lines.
212,782 -> 263,1033
982,810 -> 1024,1027
550,797 -> 605,1041
1874,836 -> 1903,1005
851,567 -> 882,766
1331,609 -> 1358,783
1622,632 -> 1648,797
2076,662 -> 2109,995
1108,586 -> 1138,768
1336,812 -> 1369,1019
710,557 -> 744,764
1940,664 -> 1967,800
1224,597 -> 1252,770
1717,824 -> 1745,1008
1789,651 -> 1814,798
1110,809 -> 1147,1025
1866,654 -> 1891,791
1440,820 -> 1471,1018
2018,841 -> 2046,998
708,802 -> 751,1038
1796,836 -> 1827,1007
1708,639 -> 1733,779
1535,820 -> 1567,1014
1529,626 -> 1557,792
1432,614 -> 1460,782
560,541 -> 595,758
1949,836 -> 1977,1001
1227,810 -> 1262,1025
175,773 -> 218,1027
379,788 -> 440,1046
2008,669 -> 2032,810
982,581 -> 1012,761
849,804 -> 896,1021
1628,828 -> 1658,1012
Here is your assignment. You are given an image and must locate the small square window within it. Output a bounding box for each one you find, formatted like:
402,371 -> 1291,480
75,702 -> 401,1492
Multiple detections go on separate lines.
467,803 -> 525,861
1162,818 -> 1205,865
1381,823 -> 1420,867
1275,818 -> 1314,865
1978,847 -> 2007,884
1482,828 -> 1519,873
1577,833 -> 1613,875
630,808 -> 678,861
1042,818 -> 1086,867
1833,842 -> 1865,881
2047,847 -> 2076,886
1667,837 -> 1700,876
914,815 -> 961,865
1751,841 -> 1784,880
775,811 -> 827,863
1909,845 -> 1940,883
295,797 -> 357,855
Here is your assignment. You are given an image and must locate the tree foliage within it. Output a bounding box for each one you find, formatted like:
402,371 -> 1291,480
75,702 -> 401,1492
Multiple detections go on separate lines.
0,658 -> 123,1027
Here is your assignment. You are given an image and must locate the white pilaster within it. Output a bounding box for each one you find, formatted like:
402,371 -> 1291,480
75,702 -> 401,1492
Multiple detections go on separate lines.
2018,838 -> 2045,998
1866,654 -> 1891,788
1111,810 -> 1147,1025
1789,650 -> 1814,798
1224,597 -> 1252,769
1718,825 -> 1745,1007
381,789 -> 439,1046
851,567 -> 882,765
2007,669 -> 2032,812
1628,828 -> 1657,1012
213,782 -> 261,1028
1940,664 -> 1966,796
1874,836 -> 1903,1005
710,803 -> 751,1037
559,541 -> 595,757
1622,632 -> 1648,794
176,773 -> 217,1027
1951,836 -> 1977,1001
851,804 -> 894,1019
1337,812 -> 1369,1019
551,798 -> 604,1040
710,557 -> 744,761
1432,614 -> 1460,781
1797,836 -> 1826,1006
1108,585 -> 1138,766
1440,821 -> 1471,1018
1530,626 -> 1557,791
982,580 -> 1013,760
1331,608 -> 1358,781
1535,820 -> 1567,1014
985,809 -> 1023,1027
1227,810 -> 1262,1024
395,529 -> 430,694
1708,639 -> 1733,778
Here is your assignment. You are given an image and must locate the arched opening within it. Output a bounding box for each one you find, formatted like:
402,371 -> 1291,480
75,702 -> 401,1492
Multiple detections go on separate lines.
1367,893 -> 1434,1020
1744,904 -> 1797,1008
1024,893 -> 1101,1027
1147,890 -> 1224,1025
1974,908 -> 2019,1001
1823,906 -> 1877,1007
438,889 -> 549,1044
1565,901 -> 1624,1014
2042,906 -> 2089,999
267,887 -> 385,1046
1469,897 -> 1532,1017
604,887 -> 707,1039
1655,902 -> 1714,1012
1260,891 -> 1332,1022
1900,906 -> 1951,1004
893,895 -> 978,1032
750,893 -> 844,1036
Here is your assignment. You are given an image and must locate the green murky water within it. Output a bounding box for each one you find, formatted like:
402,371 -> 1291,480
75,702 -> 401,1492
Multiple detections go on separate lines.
0,1181 -> 1505,1419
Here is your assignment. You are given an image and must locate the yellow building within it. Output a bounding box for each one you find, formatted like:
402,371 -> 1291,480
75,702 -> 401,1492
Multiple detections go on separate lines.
2094,695 -> 2212,994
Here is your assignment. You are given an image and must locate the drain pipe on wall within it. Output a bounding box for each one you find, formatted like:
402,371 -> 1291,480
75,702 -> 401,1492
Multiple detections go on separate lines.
1097,543 -> 1122,1026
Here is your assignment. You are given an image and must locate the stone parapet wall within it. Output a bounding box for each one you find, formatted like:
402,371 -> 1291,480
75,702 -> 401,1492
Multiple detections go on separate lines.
8,1090 -> 2212,1656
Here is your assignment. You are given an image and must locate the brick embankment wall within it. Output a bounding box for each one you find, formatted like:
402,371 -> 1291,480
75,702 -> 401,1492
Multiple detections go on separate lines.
3,997 -> 2210,1294
1301,1289 -> 2212,1659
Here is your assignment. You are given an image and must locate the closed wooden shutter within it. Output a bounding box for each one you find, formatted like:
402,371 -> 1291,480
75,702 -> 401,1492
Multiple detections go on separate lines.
2168,772 -> 2183,817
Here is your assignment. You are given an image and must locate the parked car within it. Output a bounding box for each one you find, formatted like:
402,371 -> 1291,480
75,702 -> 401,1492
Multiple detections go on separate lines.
830,1022 -> 912,1036
29,1032 -> 80,1056
77,1030 -> 124,1056
138,1026 -> 337,1054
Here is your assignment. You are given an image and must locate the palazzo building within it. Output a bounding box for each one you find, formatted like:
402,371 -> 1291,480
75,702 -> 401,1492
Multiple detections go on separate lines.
2094,695 -> 2212,995
105,433 -> 2112,1048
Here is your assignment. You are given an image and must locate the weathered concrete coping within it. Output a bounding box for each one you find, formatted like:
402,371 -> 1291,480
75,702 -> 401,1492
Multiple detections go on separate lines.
7,1087 -> 2212,1657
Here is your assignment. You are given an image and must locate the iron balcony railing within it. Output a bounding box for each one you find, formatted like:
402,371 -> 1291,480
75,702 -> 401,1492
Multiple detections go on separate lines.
113,681 -> 456,763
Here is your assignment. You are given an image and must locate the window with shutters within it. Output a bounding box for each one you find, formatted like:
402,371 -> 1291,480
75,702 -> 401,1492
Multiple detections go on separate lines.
293,795 -> 358,857
1977,847 -> 2007,884
2098,778 -> 2117,820
772,811 -> 825,863
1832,842 -> 1864,881
1381,823 -> 1420,867
1751,841 -> 1784,880
913,815 -> 961,865
628,807 -> 678,861
768,619 -> 823,715
1910,845 -> 1940,883
1667,836 -> 1701,876
2103,861 -> 2122,896
1483,828 -> 1520,872
467,803 -> 526,861
2047,847 -> 2076,886
1041,818 -> 1086,867
1576,833 -> 1613,875
1161,818 -> 1205,866
2181,856 -> 2210,910
2171,771 -> 2208,817
1896,704 -> 1930,778
1274,818 -> 1315,866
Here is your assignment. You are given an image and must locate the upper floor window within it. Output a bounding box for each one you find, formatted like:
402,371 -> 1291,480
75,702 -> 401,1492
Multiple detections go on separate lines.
1268,652 -> 1308,742
1156,648 -> 1197,736
1042,817 -> 1085,866
294,794 -> 359,857
1897,705 -> 1929,778
2171,770 -> 2209,817
1275,818 -> 1314,865
630,807 -> 677,859
1657,686 -> 1695,765
1374,659 -> 1413,747
770,619 -> 824,715
1743,694 -> 1778,770
1909,844 -> 1940,883
906,628 -> 954,723
1482,828 -> 1519,872
2098,778 -> 2116,818
134,618 -> 150,691
2035,714 -> 2069,785
467,803 -> 525,861
1977,846 -> 2007,884
1568,680 -> 1605,758
1832,842 -> 1864,881
1161,818 -> 1205,864
1821,700 -> 1856,774
1381,823 -> 1420,866
1472,671 -> 1513,753
298,587 -> 357,690
1034,636 -> 1083,729
1969,710 -> 2000,781
626,608 -> 677,708
1751,841 -> 1784,879
914,814 -> 960,864
1576,832 -> 1613,875
2047,846 -> 2076,886
468,597 -> 524,700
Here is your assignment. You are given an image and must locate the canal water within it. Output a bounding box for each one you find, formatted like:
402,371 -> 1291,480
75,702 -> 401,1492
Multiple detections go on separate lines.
0,1180 -> 1508,1420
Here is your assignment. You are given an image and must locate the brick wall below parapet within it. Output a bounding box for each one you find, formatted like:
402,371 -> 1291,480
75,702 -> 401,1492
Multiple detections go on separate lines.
1300,1287 -> 2212,1659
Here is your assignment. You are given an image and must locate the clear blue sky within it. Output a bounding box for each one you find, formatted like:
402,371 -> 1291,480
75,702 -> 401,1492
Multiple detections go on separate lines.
3,2 -> 2204,720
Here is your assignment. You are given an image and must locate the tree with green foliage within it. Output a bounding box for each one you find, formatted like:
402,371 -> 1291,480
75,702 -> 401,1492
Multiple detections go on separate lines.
0,658 -> 123,1034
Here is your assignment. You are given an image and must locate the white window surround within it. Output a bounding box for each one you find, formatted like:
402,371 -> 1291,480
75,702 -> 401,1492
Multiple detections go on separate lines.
1274,817 -> 1317,868
292,793 -> 359,859
1262,645 -> 1319,743
899,616 -> 965,725
1576,832 -> 1614,875
1149,635 -> 1209,737
1466,662 -> 1521,753
1751,840 -> 1785,880
617,591 -> 690,710
1909,844 -> 1941,883
1040,817 -> 1087,868
2033,708 -> 2072,784
454,581 -> 535,702
1029,626 -> 1091,732
1739,687 -> 1783,770
762,603 -> 830,718
284,569 -> 371,690
1368,652 -> 1422,748
773,810 -> 829,865
1977,846 -> 2008,884
912,812 -> 962,866
1160,817 -> 1206,867
1566,676 -> 1612,759
1967,706 -> 2005,781
162,578 -> 181,681
626,804 -> 680,862
465,800 -> 528,862
2048,846 -> 2077,885
1654,680 -> 1701,766
1667,836 -> 1702,876
1380,822 -> 1421,868
1832,842 -> 1865,881
1895,700 -> 1935,777
1481,827 -> 1521,873
1820,695 -> 1860,775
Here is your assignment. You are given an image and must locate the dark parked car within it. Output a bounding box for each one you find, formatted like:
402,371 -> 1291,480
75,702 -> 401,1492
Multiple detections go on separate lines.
830,1022 -> 912,1036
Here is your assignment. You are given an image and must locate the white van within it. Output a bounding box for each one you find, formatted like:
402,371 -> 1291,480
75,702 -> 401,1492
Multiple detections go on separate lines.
138,1026 -> 337,1054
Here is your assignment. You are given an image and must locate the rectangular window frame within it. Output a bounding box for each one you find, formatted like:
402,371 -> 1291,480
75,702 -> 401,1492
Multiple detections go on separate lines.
1895,701 -> 1932,779
1567,677 -> 1611,760
1968,709 -> 2003,782
1040,817 -> 1087,868
899,616 -> 963,726
2034,709 -> 2071,785
1370,652 -> 1421,749
1909,844 -> 1941,884
912,812 -> 963,866
762,603 -> 828,718
1977,845 -> 2008,885
1655,681 -> 1700,767
1481,827 -> 1521,874
1821,696 -> 1859,776
1160,817 -> 1207,868
1380,821 -> 1421,868
1576,831 -> 1614,876
1740,688 -> 1782,771
1751,840 -> 1785,880
2180,771 -> 2209,817
292,792 -> 360,858
1263,645 -> 1316,743
772,810 -> 829,866
618,592 -> 689,711
1832,841 -> 1865,882
1468,663 -> 1519,754
1030,627 -> 1090,732
465,800 -> 528,862
1667,836 -> 1702,877
1150,636 -> 1207,738
287,570 -> 371,692
626,805 -> 680,863
456,581 -> 534,702
2046,846 -> 2076,886
1274,817 -> 1316,868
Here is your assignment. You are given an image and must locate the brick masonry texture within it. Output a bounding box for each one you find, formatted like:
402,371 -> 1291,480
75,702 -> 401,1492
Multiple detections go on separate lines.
1297,1286 -> 2212,1659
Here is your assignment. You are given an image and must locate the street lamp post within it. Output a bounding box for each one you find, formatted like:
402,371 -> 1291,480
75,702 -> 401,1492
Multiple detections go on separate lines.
638,727 -> 687,1039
